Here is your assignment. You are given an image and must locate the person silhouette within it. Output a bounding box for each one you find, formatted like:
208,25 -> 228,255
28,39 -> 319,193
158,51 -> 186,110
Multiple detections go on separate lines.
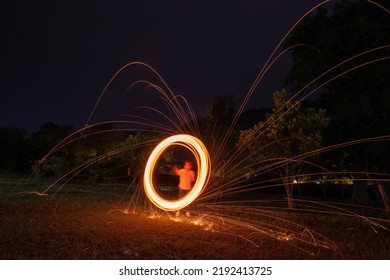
172,160 -> 195,217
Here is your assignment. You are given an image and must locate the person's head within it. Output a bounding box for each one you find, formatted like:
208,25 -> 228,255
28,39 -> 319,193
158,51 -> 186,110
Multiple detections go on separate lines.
183,160 -> 193,170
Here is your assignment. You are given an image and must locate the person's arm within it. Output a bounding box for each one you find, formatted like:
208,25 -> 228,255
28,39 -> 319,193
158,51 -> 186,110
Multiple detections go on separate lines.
171,164 -> 180,176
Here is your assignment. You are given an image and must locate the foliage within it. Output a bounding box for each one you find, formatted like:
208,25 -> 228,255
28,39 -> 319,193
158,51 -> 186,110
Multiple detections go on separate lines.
28,122 -> 75,159
282,0 -> 390,175
113,131 -> 161,177
28,122 -> 77,178
202,94 -> 237,168
0,127 -> 29,172
284,0 -> 389,97
70,123 -> 128,182
237,90 -> 330,207
206,94 -> 236,137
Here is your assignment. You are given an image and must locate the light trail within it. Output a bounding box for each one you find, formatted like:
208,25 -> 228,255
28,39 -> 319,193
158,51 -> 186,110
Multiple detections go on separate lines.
14,0 -> 390,254
143,134 -> 210,211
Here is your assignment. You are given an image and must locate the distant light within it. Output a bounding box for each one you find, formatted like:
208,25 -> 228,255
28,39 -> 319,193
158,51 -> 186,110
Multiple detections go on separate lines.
143,134 -> 210,211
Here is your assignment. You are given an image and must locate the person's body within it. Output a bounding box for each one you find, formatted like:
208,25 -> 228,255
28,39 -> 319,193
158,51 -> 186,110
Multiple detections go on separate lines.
172,160 -> 195,217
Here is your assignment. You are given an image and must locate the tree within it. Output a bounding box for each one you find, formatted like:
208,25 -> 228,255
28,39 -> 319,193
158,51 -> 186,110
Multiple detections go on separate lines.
28,122 -> 75,177
0,127 -> 29,173
283,0 -> 390,206
283,0 -> 389,143
203,94 -> 237,165
237,90 -> 330,208
115,131 -> 160,177
72,123 -> 130,183
206,94 -> 236,137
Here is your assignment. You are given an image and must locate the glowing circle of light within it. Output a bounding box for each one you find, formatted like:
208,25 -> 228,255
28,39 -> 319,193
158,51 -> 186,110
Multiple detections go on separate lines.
144,134 -> 211,211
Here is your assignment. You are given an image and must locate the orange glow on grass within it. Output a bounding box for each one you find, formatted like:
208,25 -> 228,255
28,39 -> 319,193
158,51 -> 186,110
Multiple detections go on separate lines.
144,134 -> 210,211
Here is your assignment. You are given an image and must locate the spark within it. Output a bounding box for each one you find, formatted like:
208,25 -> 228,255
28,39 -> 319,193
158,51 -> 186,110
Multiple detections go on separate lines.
12,0 -> 390,255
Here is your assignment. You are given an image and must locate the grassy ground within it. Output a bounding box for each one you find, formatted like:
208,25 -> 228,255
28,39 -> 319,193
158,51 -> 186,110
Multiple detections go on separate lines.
1,181 -> 390,260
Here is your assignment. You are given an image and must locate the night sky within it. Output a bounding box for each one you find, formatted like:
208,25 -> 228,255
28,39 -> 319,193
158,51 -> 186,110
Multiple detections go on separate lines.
1,0 -> 323,131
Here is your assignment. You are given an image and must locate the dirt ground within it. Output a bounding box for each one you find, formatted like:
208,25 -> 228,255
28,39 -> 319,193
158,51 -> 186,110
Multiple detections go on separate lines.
1,190 -> 390,260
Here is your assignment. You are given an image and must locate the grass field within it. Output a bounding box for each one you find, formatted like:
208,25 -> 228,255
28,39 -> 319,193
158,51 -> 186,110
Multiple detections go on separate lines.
1,180 -> 389,260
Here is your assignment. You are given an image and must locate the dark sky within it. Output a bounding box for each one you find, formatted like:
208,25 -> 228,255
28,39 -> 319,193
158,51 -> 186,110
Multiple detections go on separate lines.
1,0 -> 324,131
